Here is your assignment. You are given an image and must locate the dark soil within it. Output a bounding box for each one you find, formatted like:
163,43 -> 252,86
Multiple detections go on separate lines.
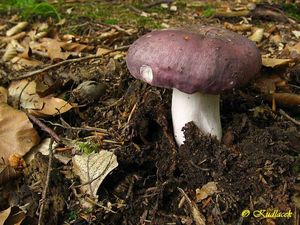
0,1 -> 299,225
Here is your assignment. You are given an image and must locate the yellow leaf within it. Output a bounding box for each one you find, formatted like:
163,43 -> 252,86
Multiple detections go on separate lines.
262,57 -> 292,68
0,207 -> 11,225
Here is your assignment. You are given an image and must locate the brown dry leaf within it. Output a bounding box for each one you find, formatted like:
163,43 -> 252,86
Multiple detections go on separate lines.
224,22 -> 252,32
8,80 -> 72,116
271,93 -> 300,106
0,87 -> 8,103
31,38 -> 93,60
39,38 -> 70,60
0,207 -> 26,225
72,151 -> 118,198
62,42 -> 94,52
2,43 -> 17,62
29,96 -> 73,116
96,47 -> 111,56
0,32 -> 27,43
8,80 -> 43,110
6,22 -> 28,37
196,181 -> 218,202
11,57 -> 42,71
0,207 -> 11,225
253,75 -> 287,94
0,164 -> 18,185
262,57 -> 292,68
0,103 -> 40,163
287,42 -> 300,59
248,28 -> 264,43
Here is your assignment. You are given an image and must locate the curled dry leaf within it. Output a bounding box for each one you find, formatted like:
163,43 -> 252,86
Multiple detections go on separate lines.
96,47 -> 111,56
2,43 -> 17,62
72,151 -> 118,198
224,22 -> 252,32
30,38 -> 94,60
0,207 -> 11,225
287,42 -> 300,59
270,93 -> 300,106
0,164 -> 18,185
8,80 -> 72,116
6,22 -> 28,37
0,207 -> 26,225
28,96 -> 73,117
196,181 -> 218,202
0,103 -> 40,163
248,28 -> 264,43
11,57 -> 43,71
262,57 -> 292,68
0,32 -> 26,43
253,75 -> 287,94
0,87 -> 8,103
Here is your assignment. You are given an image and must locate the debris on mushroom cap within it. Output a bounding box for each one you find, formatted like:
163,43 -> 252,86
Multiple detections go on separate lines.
126,27 -> 261,94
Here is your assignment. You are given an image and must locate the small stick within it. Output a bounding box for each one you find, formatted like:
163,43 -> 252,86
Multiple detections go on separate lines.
279,109 -> 300,126
11,46 -> 129,80
27,114 -> 61,143
38,138 -> 54,225
177,187 -> 206,225
143,0 -> 173,8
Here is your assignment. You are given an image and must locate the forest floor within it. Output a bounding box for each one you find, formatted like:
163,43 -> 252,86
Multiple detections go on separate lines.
0,0 -> 300,225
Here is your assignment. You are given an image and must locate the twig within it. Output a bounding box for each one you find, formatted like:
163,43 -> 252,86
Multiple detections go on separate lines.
27,114 -> 61,143
279,109 -> 300,126
143,0 -> 173,8
11,46 -> 129,80
40,118 -> 107,133
177,187 -> 206,225
85,196 -> 117,213
38,138 -> 54,225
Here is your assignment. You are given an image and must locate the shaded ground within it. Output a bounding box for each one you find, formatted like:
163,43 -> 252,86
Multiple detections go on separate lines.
0,0 -> 299,225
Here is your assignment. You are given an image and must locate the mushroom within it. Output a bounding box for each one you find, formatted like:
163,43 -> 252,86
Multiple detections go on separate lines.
126,27 -> 261,146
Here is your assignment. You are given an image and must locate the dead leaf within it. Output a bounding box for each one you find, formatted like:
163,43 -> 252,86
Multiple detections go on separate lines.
8,80 -> 72,116
0,32 -> 27,44
292,31 -> 300,39
0,87 -> 8,103
29,96 -> 73,116
11,57 -> 42,71
0,207 -> 26,225
8,80 -> 43,110
6,22 -> 28,37
270,93 -> 300,106
253,75 -> 287,94
0,164 -> 18,185
96,47 -> 111,56
287,42 -> 300,60
248,28 -> 264,43
0,103 -> 39,163
196,182 -> 218,202
0,32 -> 27,43
224,22 -> 252,32
72,151 -> 118,198
2,43 -> 17,62
0,207 -> 11,225
31,38 -> 93,60
262,57 -> 292,68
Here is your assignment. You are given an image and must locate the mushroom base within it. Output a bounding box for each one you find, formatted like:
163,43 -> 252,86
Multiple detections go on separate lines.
171,89 -> 222,145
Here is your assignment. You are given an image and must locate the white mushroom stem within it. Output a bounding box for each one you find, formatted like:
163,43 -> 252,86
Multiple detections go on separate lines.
171,88 -> 222,146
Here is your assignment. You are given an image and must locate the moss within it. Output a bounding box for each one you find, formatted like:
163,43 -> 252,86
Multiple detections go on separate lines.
283,3 -> 300,21
77,141 -> 99,154
202,4 -> 215,18
62,2 -> 161,28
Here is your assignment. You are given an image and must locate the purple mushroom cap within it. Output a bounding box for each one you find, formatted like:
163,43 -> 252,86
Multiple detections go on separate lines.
126,27 -> 261,94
